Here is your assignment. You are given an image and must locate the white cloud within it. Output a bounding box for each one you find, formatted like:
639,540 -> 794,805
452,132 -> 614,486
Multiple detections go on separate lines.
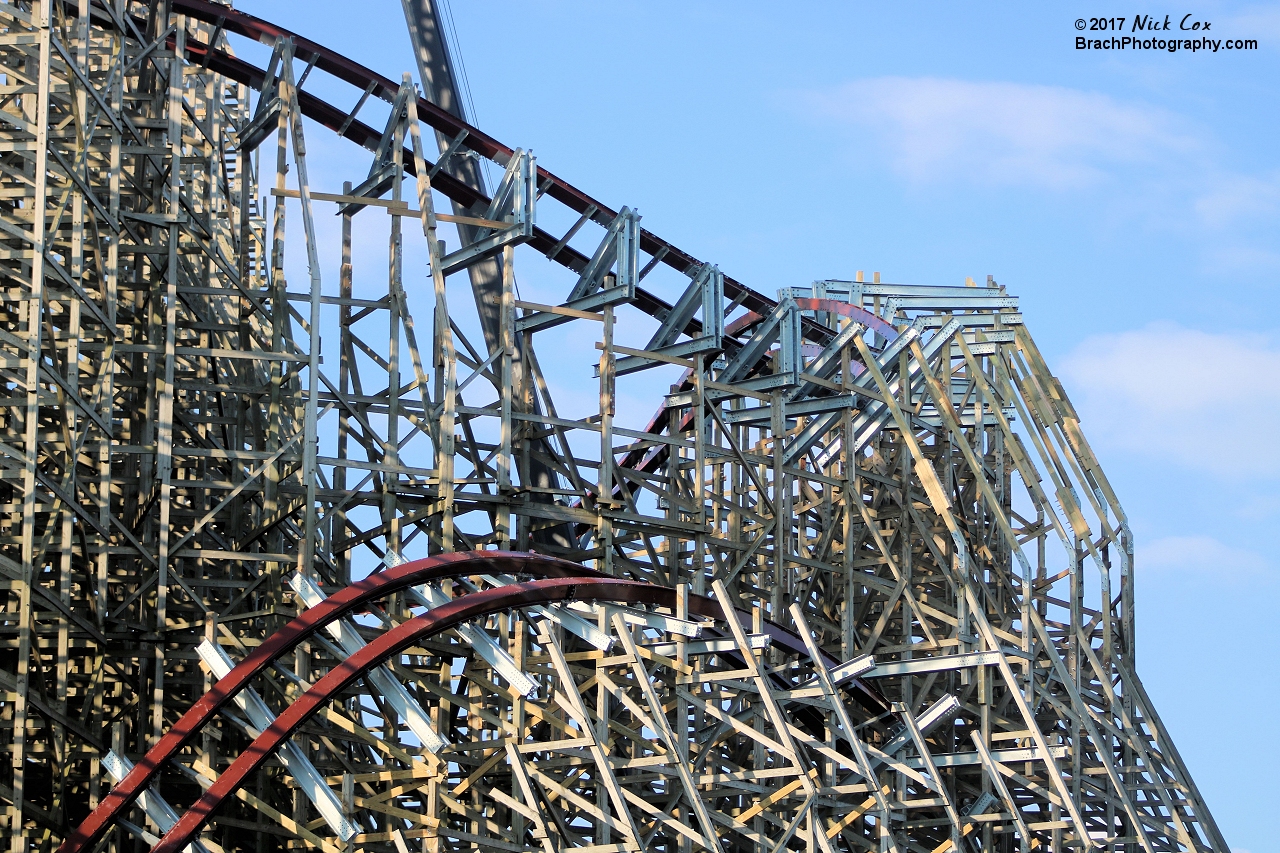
796,76 -> 1280,273
1194,169 -> 1280,227
1201,242 -> 1280,274
800,77 -> 1200,189
1059,322 -> 1280,478
1141,535 -> 1270,576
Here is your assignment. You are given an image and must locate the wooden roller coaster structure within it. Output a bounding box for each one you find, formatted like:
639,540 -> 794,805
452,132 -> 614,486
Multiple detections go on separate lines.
0,0 -> 1225,851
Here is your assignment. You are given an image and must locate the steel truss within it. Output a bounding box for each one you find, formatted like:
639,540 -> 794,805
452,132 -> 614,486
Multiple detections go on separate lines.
0,1 -> 1224,852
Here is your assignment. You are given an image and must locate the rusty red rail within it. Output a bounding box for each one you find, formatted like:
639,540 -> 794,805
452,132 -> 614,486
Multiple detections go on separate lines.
92,0 -> 844,352
162,0 -> 794,333
147,576 -> 881,853
62,550 -> 884,853
55,551 -> 595,853
149,577 -> 662,853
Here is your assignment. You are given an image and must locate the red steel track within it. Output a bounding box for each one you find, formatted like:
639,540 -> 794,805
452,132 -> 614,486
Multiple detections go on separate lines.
161,0 -> 792,335
61,551 -> 883,853
149,575 -> 881,853
55,552 -> 594,853
791,299 -> 898,338
149,577 -> 664,853
50,10 -> 896,847
97,0 -> 859,486
83,0 -> 841,350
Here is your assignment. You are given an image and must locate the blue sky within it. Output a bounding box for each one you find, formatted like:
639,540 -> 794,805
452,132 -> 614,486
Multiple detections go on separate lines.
248,2 -> 1278,848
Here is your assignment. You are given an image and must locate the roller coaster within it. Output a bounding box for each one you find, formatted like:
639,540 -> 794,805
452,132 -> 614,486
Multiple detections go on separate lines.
0,1 -> 1225,851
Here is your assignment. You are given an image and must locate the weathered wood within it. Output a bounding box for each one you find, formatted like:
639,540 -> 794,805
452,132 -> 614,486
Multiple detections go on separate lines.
1,5 -> 1223,852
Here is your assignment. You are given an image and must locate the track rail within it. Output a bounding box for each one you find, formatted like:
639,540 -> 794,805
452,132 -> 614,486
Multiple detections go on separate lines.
61,551 -> 883,853
122,2 -> 857,501
149,577 -> 663,853
55,552 -> 593,853
146,575 -> 881,853
162,0 -> 796,330
75,0 -> 840,349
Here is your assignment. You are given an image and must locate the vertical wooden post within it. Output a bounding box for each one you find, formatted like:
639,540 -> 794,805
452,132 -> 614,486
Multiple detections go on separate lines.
384,99 -> 406,562
497,245 -> 515,549
598,303 -> 614,573
336,181 -> 354,583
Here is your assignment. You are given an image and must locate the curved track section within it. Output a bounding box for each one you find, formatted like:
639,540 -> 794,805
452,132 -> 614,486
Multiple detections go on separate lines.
159,0 -> 808,338
57,552 -> 595,853
66,557 -> 887,853
71,567 -> 896,853
151,577 -> 660,853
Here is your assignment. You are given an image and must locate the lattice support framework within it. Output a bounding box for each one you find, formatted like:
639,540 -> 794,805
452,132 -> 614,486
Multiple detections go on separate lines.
0,2 -> 1226,852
